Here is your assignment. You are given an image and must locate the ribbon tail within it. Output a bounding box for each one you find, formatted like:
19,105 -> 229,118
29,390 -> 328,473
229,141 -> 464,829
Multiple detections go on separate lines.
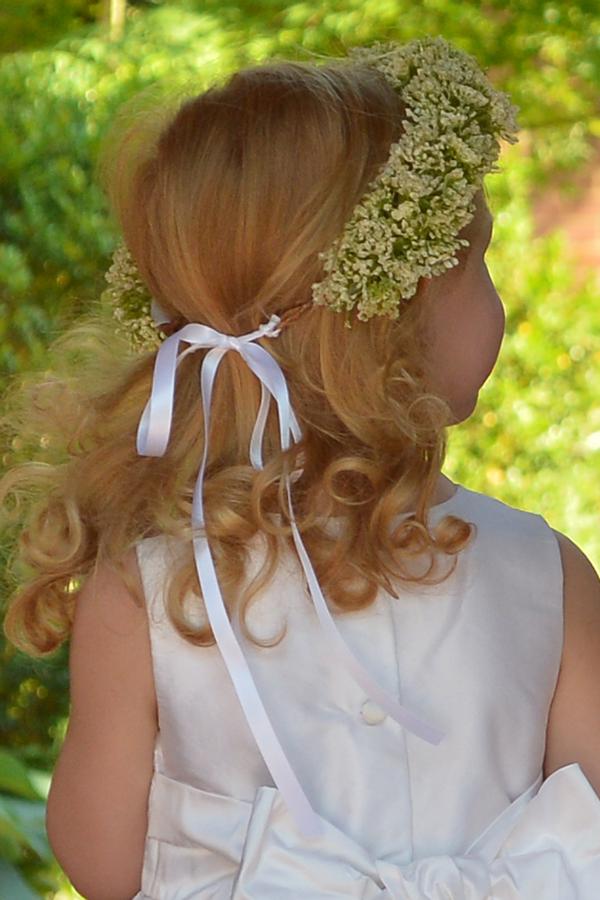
239,342 -> 445,746
191,348 -> 324,838
284,475 -> 445,746
136,324 -> 220,457
249,382 -> 271,470
136,331 -> 183,456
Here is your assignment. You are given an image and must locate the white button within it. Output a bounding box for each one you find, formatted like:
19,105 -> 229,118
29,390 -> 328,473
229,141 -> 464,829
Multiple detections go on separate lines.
360,699 -> 387,725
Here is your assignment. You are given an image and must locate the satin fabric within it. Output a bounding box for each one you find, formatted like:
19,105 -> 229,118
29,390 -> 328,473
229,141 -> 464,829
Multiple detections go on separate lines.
131,763 -> 600,898
132,484 -> 584,898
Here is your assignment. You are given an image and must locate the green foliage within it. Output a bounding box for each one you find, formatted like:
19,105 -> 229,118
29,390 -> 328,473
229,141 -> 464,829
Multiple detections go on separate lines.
0,747 -> 76,897
0,643 -> 70,763
0,5 -> 252,374
0,624 -> 71,892
0,1 -> 97,55
179,0 -> 600,166
0,1 -> 598,895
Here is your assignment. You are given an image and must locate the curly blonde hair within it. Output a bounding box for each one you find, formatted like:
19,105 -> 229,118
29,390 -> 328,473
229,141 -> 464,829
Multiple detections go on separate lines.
1,55 -> 476,659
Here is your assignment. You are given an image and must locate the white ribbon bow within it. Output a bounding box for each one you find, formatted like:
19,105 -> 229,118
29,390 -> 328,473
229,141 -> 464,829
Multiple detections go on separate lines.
133,762 -> 600,898
136,312 -> 446,836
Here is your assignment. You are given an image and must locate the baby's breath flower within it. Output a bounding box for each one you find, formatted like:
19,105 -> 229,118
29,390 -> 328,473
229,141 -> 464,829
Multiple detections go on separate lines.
101,243 -> 163,353
311,36 -> 520,323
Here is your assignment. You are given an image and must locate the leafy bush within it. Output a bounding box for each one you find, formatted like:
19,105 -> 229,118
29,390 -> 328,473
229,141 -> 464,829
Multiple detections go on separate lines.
0,747 -> 76,898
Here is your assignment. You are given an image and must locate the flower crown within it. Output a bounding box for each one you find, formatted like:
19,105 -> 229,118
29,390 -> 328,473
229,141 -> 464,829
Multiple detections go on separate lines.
101,36 -> 520,351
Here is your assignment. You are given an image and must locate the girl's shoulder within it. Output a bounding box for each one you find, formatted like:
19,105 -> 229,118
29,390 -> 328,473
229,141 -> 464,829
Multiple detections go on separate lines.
427,481 -> 560,544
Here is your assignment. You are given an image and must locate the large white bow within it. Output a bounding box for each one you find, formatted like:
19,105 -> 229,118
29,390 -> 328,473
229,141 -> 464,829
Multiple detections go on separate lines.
136,315 -> 445,836
132,762 -> 600,898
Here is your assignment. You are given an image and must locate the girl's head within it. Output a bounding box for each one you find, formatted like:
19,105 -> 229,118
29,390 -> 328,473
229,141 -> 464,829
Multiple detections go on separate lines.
101,57 -> 503,425
2,50 -> 502,658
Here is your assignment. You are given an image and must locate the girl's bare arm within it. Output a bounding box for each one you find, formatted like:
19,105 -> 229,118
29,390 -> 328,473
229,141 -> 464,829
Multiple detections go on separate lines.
45,549 -> 158,900
543,529 -> 600,795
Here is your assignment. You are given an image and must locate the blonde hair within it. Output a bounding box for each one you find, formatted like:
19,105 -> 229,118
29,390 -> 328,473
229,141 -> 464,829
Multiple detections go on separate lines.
1,55 -> 475,658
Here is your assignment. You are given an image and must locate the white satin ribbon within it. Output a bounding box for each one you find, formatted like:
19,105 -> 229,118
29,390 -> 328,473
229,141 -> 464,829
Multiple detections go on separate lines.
136,313 -> 445,836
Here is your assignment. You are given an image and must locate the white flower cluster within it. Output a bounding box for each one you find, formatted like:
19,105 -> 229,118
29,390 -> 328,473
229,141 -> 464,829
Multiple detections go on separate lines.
101,242 -> 163,353
311,36 -> 521,324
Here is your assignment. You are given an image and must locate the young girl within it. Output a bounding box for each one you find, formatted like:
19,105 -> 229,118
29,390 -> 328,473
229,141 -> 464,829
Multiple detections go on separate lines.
2,36 -> 599,899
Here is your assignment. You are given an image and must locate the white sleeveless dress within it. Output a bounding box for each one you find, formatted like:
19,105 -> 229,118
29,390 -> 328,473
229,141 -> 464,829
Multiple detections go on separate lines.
131,482 -> 600,898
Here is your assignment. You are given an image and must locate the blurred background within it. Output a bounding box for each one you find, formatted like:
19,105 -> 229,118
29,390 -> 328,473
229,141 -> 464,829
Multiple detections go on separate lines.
0,0 -> 598,895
